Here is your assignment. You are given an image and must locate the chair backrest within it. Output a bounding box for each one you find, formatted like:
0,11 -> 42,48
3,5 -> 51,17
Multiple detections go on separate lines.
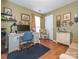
22,32 -> 33,42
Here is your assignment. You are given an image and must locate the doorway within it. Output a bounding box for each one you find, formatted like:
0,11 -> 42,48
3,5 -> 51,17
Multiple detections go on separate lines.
45,15 -> 53,40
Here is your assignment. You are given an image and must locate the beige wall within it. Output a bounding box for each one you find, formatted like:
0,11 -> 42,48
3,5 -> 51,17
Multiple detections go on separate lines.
45,1 -> 78,40
1,0 -> 45,33
1,0 -> 78,41
40,15 -> 45,29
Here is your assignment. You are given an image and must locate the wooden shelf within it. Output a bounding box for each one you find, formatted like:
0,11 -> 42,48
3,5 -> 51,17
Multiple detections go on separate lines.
1,13 -> 12,16
1,19 -> 17,22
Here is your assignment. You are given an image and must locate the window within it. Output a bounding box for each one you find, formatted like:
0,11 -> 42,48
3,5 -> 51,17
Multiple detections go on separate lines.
35,16 -> 40,32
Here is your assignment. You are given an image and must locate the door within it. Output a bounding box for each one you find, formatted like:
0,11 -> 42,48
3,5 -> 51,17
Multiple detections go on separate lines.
45,15 -> 53,40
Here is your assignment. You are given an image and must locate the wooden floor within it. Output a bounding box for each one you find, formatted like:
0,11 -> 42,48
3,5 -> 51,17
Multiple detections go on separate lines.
39,39 -> 68,59
1,53 -> 7,59
1,39 -> 68,59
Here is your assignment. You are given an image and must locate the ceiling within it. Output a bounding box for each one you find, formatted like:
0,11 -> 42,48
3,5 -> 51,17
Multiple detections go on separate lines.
8,0 -> 76,14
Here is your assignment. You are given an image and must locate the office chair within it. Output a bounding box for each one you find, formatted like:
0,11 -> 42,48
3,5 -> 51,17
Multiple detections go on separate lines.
20,31 -> 33,49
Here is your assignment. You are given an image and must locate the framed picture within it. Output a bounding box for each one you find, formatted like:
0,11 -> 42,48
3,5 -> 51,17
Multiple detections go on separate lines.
22,21 -> 30,25
21,14 -> 30,21
4,7 -> 12,15
64,12 -> 71,20
56,15 -> 61,27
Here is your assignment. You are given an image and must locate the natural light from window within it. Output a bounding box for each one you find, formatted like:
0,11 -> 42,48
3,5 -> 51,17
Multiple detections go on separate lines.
35,16 -> 40,32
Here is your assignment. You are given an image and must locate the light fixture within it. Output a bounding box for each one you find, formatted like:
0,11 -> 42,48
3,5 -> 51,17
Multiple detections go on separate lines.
38,9 -> 42,12
74,14 -> 78,23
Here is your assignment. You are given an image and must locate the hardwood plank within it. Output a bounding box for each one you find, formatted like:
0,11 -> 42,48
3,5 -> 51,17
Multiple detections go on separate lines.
39,39 -> 68,59
1,53 -> 7,59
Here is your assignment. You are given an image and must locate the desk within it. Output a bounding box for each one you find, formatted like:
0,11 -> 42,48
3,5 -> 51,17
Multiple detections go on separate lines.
33,32 -> 40,44
8,32 -> 40,53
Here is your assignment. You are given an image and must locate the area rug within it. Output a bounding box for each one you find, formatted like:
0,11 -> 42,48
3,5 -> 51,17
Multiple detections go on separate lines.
8,43 -> 50,59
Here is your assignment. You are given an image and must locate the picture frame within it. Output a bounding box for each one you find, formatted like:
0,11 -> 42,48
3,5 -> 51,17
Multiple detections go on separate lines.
4,7 -> 12,15
21,14 -> 30,21
21,21 -> 30,25
56,15 -> 61,27
64,12 -> 71,20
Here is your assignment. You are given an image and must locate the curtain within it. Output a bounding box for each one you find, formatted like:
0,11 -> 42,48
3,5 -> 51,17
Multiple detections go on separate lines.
31,14 -> 35,32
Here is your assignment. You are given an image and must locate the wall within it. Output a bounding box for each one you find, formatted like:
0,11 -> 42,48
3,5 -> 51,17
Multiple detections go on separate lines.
45,1 -> 78,40
40,15 -> 45,29
1,0 -> 45,33
1,0 -> 78,41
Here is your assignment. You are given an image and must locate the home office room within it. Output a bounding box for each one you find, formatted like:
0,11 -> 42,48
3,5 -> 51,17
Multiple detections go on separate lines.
1,0 -> 78,59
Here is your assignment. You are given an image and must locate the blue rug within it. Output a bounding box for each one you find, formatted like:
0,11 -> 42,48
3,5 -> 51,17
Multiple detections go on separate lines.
8,43 -> 50,59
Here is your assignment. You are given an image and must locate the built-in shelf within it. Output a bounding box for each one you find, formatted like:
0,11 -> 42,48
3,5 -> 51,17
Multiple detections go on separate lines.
1,13 -> 12,16
1,19 -> 17,22
1,13 -> 16,22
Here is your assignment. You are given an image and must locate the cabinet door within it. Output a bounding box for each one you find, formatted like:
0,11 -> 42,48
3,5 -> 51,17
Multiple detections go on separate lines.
13,36 -> 19,50
62,33 -> 70,45
8,36 -> 19,53
9,36 -> 15,53
56,33 -> 70,45
56,33 -> 63,43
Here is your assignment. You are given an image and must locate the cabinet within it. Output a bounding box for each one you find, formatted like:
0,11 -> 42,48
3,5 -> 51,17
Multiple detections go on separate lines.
33,32 -> 40,44
1,13 -> 16,22
8,33 -> 20,53
56,32 -> 70,46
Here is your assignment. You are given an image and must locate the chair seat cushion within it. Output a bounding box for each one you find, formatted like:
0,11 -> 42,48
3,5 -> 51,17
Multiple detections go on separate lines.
20,41 -> 31,45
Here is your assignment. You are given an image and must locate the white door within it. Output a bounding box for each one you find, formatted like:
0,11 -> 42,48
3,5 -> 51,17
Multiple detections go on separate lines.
45,15 -> 53,40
